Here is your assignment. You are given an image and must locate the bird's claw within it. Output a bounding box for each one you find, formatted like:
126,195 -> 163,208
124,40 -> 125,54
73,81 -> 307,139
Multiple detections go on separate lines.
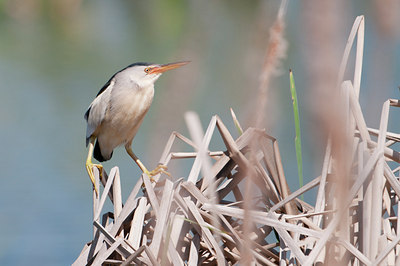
149,164 -> 171,178
86,162 -> 103,195
144,164 -> 171,182
142,165 -> 170,189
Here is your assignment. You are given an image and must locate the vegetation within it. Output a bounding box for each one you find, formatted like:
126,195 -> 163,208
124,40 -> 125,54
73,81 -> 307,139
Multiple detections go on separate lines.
75,14 -> 400,265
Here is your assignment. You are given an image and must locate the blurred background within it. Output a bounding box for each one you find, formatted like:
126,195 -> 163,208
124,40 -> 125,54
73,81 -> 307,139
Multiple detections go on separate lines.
0,0 -> 399,265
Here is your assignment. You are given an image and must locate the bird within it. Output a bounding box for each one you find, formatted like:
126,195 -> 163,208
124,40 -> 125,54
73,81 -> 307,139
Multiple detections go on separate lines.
84,61 -> 189,193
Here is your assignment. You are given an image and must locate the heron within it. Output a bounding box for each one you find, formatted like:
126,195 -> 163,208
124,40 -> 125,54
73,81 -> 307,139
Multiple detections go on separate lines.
84,61 -> 189,193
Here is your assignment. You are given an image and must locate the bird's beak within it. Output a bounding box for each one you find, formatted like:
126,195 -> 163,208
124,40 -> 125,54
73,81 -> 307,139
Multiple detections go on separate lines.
149,61 -> 190,74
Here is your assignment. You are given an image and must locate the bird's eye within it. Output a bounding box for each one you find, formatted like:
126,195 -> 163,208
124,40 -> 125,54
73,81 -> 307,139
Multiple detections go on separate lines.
144,67 -> 151,73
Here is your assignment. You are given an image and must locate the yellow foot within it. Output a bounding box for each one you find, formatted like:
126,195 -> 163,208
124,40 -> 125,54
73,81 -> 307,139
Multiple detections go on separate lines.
144,164 -> 171,182
86,162 -> 103,195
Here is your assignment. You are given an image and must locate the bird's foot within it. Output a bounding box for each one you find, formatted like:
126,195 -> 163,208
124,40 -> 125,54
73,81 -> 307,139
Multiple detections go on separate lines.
145,164 -> 171,182
86,162 -> 103,195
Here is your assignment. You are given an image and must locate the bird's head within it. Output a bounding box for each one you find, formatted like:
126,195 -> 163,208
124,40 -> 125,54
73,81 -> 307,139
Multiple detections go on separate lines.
123,61 -> 189,88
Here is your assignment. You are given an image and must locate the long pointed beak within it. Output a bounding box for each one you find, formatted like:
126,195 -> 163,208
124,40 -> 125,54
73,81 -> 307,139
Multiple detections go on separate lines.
149,61 -> 190,74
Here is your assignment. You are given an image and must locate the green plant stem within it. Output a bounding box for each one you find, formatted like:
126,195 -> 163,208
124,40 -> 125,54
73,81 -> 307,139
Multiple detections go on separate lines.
289,70 -> 304,199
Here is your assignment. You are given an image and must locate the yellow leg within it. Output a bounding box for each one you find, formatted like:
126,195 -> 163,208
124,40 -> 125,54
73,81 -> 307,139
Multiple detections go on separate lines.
125,146 -> 170,182
86,136 -> 102,195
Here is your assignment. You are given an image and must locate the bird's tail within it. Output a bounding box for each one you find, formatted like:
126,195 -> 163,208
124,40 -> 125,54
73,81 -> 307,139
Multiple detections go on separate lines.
94,140 -> 113,162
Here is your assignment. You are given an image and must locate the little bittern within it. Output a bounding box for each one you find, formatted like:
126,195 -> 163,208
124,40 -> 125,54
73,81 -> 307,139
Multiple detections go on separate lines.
84,61 -> 189,193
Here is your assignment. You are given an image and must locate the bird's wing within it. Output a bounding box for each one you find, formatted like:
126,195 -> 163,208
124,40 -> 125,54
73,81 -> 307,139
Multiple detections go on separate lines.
84,79 -> 115,146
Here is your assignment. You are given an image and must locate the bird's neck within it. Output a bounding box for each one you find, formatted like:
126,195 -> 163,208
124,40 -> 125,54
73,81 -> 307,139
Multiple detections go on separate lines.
131,75 -> 160,90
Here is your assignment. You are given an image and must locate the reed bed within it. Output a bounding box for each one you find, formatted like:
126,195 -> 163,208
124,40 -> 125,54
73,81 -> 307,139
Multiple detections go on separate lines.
73,16 -> 400,265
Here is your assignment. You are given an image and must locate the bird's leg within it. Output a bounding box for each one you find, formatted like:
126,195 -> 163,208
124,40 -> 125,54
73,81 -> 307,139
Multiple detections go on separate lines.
125,146 -> 170,182
86,136 -> 102,195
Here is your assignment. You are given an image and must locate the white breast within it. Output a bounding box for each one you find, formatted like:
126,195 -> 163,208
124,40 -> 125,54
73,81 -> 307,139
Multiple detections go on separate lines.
97,83 -> 155,156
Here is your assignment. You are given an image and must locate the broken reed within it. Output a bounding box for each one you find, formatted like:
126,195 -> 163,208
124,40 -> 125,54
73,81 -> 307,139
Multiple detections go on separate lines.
74,93 -> 400,265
